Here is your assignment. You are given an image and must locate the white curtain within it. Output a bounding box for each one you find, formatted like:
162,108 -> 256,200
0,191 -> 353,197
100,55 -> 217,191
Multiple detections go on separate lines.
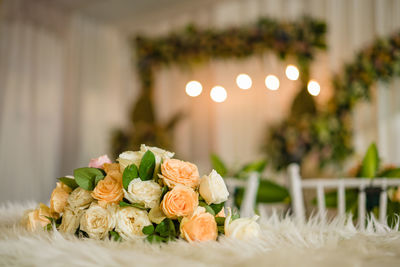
0,0 -> 134,203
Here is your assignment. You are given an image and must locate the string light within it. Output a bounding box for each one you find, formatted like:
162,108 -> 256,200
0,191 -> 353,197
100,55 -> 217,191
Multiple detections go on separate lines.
265,75 -> 280,90
285,65 -> 299,80
236,73 -> 252,90
210,86 -> 227,103
307,80 -> 320,96
185,81 -> 203,97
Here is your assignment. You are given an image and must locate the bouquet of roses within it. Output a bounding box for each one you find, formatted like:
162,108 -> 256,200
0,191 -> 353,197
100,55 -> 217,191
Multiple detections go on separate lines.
21,145 -> 260,242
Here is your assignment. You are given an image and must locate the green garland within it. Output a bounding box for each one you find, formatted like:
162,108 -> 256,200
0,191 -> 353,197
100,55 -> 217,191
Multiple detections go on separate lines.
265,31 -> 400,170
111,17 -> 327,157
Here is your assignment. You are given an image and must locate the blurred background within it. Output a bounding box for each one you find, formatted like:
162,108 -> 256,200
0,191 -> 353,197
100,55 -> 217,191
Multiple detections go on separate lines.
1,0 -> 400,206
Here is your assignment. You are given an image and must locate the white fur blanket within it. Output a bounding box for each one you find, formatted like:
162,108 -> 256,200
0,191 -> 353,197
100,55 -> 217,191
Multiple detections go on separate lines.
1,202 -> 400,267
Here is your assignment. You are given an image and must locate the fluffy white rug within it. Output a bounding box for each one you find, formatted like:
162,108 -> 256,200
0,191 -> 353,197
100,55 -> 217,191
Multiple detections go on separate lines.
1,202 -> 400,267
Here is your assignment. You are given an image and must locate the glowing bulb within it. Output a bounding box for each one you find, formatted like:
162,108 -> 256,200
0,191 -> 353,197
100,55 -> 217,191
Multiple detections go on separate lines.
307,80 -> 320,96
236,73 -> 252,90
210,86 -> 227,103
185,81 -> 203,97
265,75 -> 280,90
285,65 -> 299,80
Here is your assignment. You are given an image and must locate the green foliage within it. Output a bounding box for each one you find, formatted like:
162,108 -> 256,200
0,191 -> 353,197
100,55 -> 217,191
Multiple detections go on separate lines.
199,201 -> 216,216
360,143 -> 379,178
139,150 -> 156,181
119,201 -> 147,210
73,168 -> 104,191
109,231 -> 122,242
58,177 -> 79,190
122,164 -> 139,190
210,154 -> 228,177
144,219 -> 177,243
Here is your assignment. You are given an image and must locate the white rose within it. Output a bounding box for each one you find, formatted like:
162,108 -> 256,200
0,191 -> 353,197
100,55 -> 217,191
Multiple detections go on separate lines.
115,206 -> 152,240
59,206 -> 84,234
148,205 -> 166,224
80,203 -> 116,240
224,208 -> 260,240
68,187 -> 94,210
117,151 -> 143,173
199,169 -> 229,204
123,178 -> 162,209
140,144 -> 174,178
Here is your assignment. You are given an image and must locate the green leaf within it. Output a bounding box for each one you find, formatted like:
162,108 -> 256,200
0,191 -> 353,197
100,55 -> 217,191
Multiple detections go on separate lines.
360,143 -> 379,178
119,201 -> 147,210
210,202 -> 224,214
378,168 -> 400,178
217,225 -> 225,234
109,231 -> 122,241
160,186 -> 168,200
240,160 -> 267,174
58,177 -> 79,190
210,154 -> 228,177
147,234 -> 168,243
73,167 -> 104,191
215,217 -> 225,226
199,201 -> 215,216
95,175 -> 104,186
122,164 -> 139,190
139,150 -> 156,181
142,225 -> 155,235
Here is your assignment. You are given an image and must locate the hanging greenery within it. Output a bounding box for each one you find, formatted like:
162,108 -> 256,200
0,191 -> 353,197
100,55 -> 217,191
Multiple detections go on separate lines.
264,31 -> 400,171
111,17 -> 327,158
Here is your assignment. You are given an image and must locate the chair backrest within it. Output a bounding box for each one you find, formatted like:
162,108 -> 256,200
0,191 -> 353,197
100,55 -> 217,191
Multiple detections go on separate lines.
288,163 -> 400,227
224,172 -> 260,218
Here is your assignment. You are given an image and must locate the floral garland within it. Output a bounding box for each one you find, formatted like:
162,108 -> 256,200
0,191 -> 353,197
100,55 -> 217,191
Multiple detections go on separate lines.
111,17 -> 327,157
21,145 -> 260,243
265,31 -> 400,170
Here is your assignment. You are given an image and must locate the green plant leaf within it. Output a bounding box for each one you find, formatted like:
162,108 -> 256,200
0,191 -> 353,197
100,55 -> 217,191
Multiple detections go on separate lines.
199,201 -> 215,216
160,186 -> 168,200
58,177 -> 79,190
94,175 -> 104,186
73,167 -> 104,191
217,225 -> 225,234
119,201 -> 147,210
139,150 -> 156,181
360,143 -> 379,178
142,225 -> 155,235
109,230 -> 122,241
210,202 -> 224,214
240,160 -> 267,174
210,154 -> 228,177
215,217 -> 225,226
122,164 -> 139,190
378,168 -> 400,178
155,219 -> 169,237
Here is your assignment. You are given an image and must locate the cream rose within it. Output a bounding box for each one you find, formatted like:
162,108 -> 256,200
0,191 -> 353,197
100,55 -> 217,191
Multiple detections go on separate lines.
141,144 -> 174,178
148,205 -> 166,224
68,187 -> 94,210
161,184 -> 198,218
92,168 -> 123,207
180,207 -> 218,242
80,203 -> 116,240
224,209 -> 260,240
115,206 -> 152,240
59,206 -> 84,234
117,151 -> 143,173
159,159 -> 200,189
50,182 -> 72,214
199,170 -> 229,205
21,203 -> 55,232
124,178 -> 162,209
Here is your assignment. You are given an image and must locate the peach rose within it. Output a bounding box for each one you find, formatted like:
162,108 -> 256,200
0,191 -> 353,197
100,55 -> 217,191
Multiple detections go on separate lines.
180,207 -> 218,242
161,185 -> 198,218
159,159 -> 200,189
50,182 -> 72,214
92,165 -> 123,207
21,203 -> 55,232
88,155 -> 112,169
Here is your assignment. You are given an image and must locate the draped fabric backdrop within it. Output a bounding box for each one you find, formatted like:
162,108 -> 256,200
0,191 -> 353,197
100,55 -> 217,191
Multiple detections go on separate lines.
0,0 -> 400,203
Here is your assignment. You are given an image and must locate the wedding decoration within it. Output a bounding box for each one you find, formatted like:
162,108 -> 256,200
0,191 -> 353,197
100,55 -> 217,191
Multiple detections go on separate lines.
111,17 -> 327,157
265,31 -> 400,170
21,145 -> 260,243
312,143 -> 400,225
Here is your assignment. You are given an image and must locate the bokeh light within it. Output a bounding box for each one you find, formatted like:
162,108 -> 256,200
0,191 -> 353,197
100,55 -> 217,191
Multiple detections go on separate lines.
236,73 -> 252,90
185,80 -> 203,97
307,80 -> 321,96
265,75 -> 280,90
210,86 -> 227,103
285,65 -> 299,80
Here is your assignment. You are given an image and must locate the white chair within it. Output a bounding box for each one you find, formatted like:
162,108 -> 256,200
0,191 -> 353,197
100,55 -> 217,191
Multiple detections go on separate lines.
288,163 -> 400,227
224,172 -> 260,218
